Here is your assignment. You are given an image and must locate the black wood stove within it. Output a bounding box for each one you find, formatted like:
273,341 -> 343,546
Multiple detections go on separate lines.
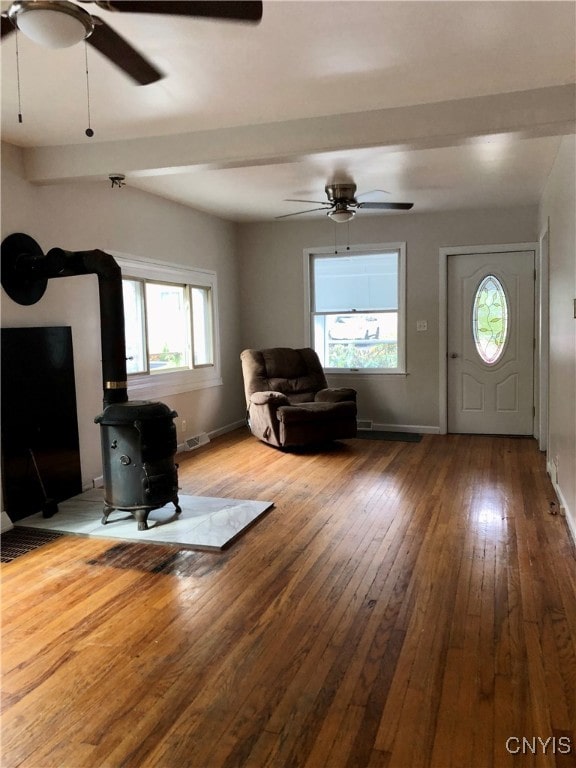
1,233 -> 181,531
95,400 -> 180,530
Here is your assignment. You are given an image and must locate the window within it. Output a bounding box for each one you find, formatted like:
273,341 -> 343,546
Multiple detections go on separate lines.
123,278 -> 147,374
306,244 -> 406,373
472,274 -> 509,365
191,286 -> 214,366
114,254 -> 221,399
123,279 -> 214,375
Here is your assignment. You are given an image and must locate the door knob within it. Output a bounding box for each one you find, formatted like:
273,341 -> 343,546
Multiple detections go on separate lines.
450,353 -> 459,358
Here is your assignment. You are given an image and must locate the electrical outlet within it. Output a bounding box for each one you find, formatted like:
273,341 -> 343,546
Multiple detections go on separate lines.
181,419 -> 187,433
416,320 -> 428,332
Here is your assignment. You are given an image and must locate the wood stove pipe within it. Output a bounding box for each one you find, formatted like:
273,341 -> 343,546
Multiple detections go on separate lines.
1,234 -> 128,407
48,247 -> 128,406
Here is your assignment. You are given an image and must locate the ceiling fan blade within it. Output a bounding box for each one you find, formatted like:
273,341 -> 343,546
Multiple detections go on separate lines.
1,15 -> 15,39
357,202 -> 414,210
88,17 -> 163,85
356,189 -> 390,198
276,207 -> 331,219
285,198 -> 328,205
97,2 -> 263,23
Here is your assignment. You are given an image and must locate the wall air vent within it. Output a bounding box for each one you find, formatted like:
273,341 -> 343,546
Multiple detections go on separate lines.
185,433 -> 210,451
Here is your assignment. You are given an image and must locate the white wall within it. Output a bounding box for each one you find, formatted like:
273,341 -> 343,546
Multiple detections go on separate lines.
539,135 -> 576,535
238,207 -> 538,430
1,142 -> 246,488
4,133 -> 571,511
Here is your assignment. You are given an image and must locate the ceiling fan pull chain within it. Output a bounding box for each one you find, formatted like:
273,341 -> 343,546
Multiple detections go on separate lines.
15,29 -> 23,123
84,41 -> 94,138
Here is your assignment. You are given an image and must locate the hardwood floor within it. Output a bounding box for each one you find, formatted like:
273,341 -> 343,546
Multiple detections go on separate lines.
1,429 -> 575,768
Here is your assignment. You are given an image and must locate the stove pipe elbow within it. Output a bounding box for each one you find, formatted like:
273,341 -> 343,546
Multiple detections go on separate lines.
1,234 -> 129,407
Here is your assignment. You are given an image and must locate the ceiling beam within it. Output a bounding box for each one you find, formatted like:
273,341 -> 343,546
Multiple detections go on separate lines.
23,85 -> 576,184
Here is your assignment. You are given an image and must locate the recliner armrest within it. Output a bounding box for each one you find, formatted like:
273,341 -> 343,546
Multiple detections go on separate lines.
250,391 -> 290,406
315,387 -> 357,404
247,391 -> 290,447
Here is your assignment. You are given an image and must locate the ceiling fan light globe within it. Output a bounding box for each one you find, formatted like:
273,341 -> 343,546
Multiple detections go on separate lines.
328,209 -> 355,223
11,3 -> 94,48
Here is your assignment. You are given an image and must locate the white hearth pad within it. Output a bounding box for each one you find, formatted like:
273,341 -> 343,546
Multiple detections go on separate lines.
15,489 -> 274,551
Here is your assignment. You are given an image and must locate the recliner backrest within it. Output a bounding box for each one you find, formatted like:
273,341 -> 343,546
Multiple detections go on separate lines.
241,347 -> 328,405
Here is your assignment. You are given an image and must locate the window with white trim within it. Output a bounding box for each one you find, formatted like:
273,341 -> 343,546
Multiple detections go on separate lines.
113,254 -> 221,399
306,244 -> 406,373
122,279 -> 213,375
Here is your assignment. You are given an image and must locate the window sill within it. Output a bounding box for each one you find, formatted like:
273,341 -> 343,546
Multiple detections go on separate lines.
128,368 -> 223,400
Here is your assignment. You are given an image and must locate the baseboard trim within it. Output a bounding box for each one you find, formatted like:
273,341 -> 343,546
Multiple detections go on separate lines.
208,420 -> 247,439
547,460 -> 576,546
566,510 -> 576,548
176,421 -> 245,454
368,423 -> 441,435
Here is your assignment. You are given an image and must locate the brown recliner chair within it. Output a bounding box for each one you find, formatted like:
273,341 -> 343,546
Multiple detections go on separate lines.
240,347 -> 357,448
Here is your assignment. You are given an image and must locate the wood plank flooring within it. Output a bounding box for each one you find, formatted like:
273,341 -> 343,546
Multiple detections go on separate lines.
1,429 -> 575,768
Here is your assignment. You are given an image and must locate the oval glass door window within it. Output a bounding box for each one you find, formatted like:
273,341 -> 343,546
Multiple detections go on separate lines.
472,275 -> 509,364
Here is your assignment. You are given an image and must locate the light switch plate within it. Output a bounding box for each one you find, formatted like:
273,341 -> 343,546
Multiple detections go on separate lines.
416,320 -> 428,332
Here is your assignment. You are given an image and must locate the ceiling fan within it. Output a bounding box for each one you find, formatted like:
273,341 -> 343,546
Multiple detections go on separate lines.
0,1 -> 263,85
277,183 -> 414,223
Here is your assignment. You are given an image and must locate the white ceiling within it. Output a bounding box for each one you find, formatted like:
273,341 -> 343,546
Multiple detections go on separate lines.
1,0 -> 575,222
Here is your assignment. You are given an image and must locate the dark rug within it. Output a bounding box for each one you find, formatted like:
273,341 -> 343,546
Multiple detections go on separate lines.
354,430 -> 422,442
1,527 -> 65,562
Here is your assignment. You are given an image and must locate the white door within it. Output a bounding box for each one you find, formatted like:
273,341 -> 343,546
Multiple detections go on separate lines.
447,250 -> 535,434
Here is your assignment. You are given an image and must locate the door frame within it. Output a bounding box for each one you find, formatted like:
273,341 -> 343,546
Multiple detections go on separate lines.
439,242 -> 540,435
537,222 -> 550,452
